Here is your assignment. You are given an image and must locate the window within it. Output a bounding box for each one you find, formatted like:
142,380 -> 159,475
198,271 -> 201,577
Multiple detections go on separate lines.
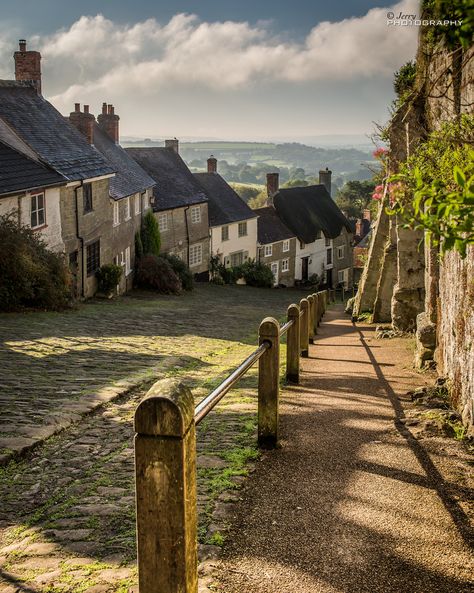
299,240 -> 305,250
325,237 -> 331,247
338,268 -> 349,287
264,244 -> 272,257
31,193 -> 45,228
337,245 -> 345,259
282,239 -> 290,252
86,240 -> 100,276
124,196 -> 131,220
191,205 -> 201,224
270,262 -> 279,285
282,258 -> 289,272
230,251 -> 244,267
327,248 -> 333,265
175,250 -> 185,261
83,183 -> 93,213
125,246 -> 131,276
158,213 -> 168,232
221,225 -> 229,241
113,201 -> 120,226
238,221 -> 247,237
189,243 -> 202,267
135,194 -> 141,215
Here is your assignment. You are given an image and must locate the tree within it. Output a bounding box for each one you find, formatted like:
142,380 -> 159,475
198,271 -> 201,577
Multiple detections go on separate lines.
335,180 -> 375,219
141,210 -> 161,256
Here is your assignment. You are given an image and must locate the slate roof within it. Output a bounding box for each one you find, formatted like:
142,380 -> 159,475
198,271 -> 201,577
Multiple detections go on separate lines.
194,172 -> 257,227
0,140 -> 66,197
273,184 -> 352,243
126,147 -> 208,211
93,126 -> 155,200
254,206 -> 295,244
0,81 -> 115,181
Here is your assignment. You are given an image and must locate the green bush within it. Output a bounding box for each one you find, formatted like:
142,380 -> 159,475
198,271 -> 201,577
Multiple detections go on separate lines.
141,211 -> 161,256
0,214 -> 71,311
135,255 -> 182,294
161,253 -> 194,291
135,230 -> 143,261
236,260 -> 274,288
96,264 -> 122,295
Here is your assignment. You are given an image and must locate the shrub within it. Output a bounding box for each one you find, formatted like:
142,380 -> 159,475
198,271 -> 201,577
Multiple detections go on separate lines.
141,211 -> 161,256
161,253 -> 194,291
135,255 -> 182,294
237,260 -> 274,288
96,264 -> 122,295
135,230 -> 143,261
0,214 -> 71,311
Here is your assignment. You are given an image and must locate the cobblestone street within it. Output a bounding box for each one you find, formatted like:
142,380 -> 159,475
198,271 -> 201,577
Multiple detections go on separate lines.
0,285 -> 295,592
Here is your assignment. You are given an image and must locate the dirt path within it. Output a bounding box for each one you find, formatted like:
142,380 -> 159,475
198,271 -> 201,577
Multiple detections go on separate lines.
212,305 -> 474,593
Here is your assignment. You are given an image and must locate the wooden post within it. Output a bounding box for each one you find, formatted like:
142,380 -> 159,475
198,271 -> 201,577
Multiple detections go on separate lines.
312,293 -> 318,334
258,317 -> 280,448
299,298 -> 309,358
286,304 -> 300,384
135,379 -> 198,593
317,292 -> 323,325
308,295 -> 315,344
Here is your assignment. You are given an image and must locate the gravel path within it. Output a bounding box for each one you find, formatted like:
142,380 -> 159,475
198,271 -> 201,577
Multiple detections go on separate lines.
212,305 -> 474,593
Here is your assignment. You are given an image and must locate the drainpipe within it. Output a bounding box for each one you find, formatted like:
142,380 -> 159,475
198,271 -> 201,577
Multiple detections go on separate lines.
74,182 -> 85,298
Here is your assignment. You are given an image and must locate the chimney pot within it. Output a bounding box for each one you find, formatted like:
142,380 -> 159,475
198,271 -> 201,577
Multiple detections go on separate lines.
207,155 -> 217,173
19,39 -> 27,52
75,103 -> 81,112
83,104 -> 89,114
318,167 -> 332,196
107,104 -> 113,114
97,102 -> 120,144
266,172 -> 279,206
165,138 -> 179,154
102,102 -> 107,114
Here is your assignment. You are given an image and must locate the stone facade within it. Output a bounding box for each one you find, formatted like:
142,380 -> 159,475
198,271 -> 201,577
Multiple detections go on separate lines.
258,237 -> 297,287
333,229 -> 353,289
156,203 -> 210,277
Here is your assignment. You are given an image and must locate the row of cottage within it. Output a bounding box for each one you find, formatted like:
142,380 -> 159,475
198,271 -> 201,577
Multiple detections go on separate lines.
0,40 -> 353,298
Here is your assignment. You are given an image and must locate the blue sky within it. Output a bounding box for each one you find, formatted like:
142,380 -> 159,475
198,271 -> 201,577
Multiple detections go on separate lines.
0,0 -> 419,141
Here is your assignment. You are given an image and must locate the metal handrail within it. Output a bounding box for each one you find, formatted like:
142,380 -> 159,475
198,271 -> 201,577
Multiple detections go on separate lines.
279,319 -> 294,336
194,341 -> 270,425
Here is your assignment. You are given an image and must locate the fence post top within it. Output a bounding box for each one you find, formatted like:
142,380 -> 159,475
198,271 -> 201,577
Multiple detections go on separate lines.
300,298 -> 309,308
135,378 -> 194,437
259,316 -> 280,337
307,295 -> 314,303
287,303 -> 299,316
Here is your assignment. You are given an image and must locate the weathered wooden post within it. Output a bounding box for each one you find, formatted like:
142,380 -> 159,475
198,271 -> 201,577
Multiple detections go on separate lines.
312,293 -> 319,334
286,304 -> 300,384
308,295 -> 315,344
299,298 -> 309,358
317,292 -> 323,324
135,378 -> 198,593
258,317 -> 280,448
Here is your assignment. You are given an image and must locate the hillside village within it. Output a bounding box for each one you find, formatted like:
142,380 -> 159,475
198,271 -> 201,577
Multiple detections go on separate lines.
0,40 -> 358,300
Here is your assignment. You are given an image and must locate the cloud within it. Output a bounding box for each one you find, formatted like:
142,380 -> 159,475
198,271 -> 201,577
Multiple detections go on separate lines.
0,0 -> 418,110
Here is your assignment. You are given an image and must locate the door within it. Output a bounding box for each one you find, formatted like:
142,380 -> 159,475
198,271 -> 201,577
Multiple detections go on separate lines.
326,268 -> 333,288
301,257 -> 309,281
271,261 -> 279,286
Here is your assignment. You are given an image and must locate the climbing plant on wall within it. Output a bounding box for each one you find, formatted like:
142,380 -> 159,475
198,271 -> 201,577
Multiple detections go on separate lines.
386,115 -> 474,257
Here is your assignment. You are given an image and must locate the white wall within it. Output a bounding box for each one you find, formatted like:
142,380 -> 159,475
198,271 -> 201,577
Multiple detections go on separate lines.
0,187 -> 64,252
295,238 -> 328,280
211,218 -> 257,263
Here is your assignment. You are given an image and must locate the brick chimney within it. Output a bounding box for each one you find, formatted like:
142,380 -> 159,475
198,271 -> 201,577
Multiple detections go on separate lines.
97,103 -> 120,144
207,155 -> 217,173
165,138 -> 179,154
69,103 -> 95,145
266,172 -> 279,206
363,208 -> 371,221
319,167 -> 332,195
14,39 -> 42,94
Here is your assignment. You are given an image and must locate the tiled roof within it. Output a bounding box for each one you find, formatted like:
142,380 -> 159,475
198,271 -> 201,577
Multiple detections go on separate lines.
254,206 -> 295,244
194,172 -> 257,226
93,125 -> 155,200
0,140 -> 66,197
0,81 -> 114,181
126,147 -> 208,211
273,184 -> 352,243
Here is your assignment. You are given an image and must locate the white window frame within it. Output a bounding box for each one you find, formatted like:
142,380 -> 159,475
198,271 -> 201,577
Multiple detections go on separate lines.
282,239 -> 290,252
337,245 -> 345,259
134,193 -> 141,216
281,258 -> 289,272
158,212 -> 168,232
221,225 -> 229,241
125,246 -> 131,276
190,205 -> 201,224
30,192 -> 46,229
189,243 -> 202,267
175,250 -> 185,261
124,196 -> 131,221
264,244 -> 273,257
238,221 -> 248,237
113,201 -> 120,226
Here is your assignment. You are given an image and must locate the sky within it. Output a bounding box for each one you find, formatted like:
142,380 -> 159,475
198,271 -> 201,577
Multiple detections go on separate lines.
0,0 -> 419,141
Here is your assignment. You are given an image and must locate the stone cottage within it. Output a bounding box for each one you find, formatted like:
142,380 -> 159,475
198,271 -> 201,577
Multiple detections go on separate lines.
127,141 -> 210,279
194,157 -> 258,270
